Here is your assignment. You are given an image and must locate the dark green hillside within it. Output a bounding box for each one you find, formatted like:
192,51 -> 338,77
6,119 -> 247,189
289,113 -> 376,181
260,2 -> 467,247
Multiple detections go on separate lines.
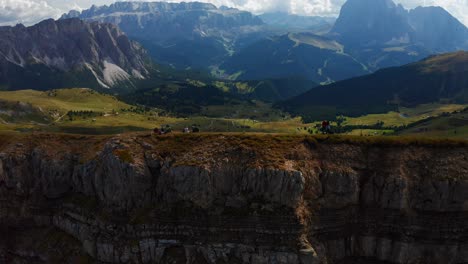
122,77 -> 317,115
243,78 -> 318,102
397,108 -> 468,138
138,37 -> 229,70
0,63 -> 101,91
122,82 -> 235,115
220,33 -> 369,83
279,51 -> 468,121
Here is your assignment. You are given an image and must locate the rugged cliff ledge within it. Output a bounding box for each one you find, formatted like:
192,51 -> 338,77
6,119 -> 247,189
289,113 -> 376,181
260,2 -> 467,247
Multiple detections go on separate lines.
0,133 -> 467,263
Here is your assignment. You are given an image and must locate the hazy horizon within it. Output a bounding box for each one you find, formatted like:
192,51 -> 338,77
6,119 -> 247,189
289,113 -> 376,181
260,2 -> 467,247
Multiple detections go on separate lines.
1,0 -> 467,27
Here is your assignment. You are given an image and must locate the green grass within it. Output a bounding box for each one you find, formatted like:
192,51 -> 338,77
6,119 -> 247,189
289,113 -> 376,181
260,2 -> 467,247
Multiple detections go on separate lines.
0,88 -> 172,134
0,88 -> 130,116
398,110 -> 468,139
344,103 -> 467,127
0,87 -> 306,134
345,129 -> 394,136
200,101 -> 285,121
1,88 -> 467,138
289,33 -> 344,52
228,71 -> 244,80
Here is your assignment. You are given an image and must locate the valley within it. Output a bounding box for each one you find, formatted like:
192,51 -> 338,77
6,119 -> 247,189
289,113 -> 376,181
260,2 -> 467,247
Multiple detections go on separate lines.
0,0 -> 465,140
0,0 -> 468,263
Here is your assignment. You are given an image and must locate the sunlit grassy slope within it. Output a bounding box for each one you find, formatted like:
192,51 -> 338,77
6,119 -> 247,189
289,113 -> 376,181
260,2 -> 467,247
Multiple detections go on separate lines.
344,104 -> 467,127
0,88 -> 466,138
0,88 -> 309,134
0,88 -> 130,115
398,110 -> 468,139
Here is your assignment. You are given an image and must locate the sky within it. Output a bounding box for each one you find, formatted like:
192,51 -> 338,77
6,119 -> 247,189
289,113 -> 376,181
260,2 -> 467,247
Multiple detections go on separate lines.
0,0 -> 467,26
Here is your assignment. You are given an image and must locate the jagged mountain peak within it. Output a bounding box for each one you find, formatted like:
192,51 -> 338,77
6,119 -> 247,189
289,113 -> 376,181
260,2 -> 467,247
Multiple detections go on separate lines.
331,0 -> 410,46
332,0 -> 468,50
62,1 -> 233,19
60,1 -> 263,40
59,1 -> 265,70
0,18 -> 150,90
409,6 -> 468,50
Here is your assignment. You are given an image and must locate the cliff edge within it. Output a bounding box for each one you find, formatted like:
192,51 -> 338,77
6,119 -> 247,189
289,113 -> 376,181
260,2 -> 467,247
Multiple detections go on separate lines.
0,133 -> 467,263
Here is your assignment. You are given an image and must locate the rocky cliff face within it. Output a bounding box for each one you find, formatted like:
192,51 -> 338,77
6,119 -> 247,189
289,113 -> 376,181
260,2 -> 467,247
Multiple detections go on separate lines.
332,0 -> 468,51
61,2 -> 263,41
0,133 -> 467,263
332,0 -> 412,47
330,0 -> 468,71
60,1 -> 265,69
0,18 -> 149,90
409,6 -> 468,51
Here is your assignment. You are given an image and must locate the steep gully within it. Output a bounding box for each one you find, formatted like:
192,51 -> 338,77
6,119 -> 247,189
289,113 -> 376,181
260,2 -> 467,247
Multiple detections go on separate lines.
0,134 -> 467,263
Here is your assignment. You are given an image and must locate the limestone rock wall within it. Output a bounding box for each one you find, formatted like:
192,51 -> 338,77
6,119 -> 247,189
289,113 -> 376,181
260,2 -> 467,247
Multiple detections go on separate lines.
0,134 -> 467,263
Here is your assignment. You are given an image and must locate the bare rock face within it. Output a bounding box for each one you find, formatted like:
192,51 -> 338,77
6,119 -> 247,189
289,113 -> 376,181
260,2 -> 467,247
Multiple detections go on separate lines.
60,1 -> 266,69
0,134 -> 467,263
332,0 -> 468,51
60,2 -> 264,42
0,18 -> 149,90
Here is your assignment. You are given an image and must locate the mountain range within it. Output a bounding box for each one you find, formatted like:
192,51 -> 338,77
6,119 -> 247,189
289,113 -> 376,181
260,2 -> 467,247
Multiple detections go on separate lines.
0,0 -> 467,120
61,0 -> 468,84
0,18 -> 149,90
0,16 -> 316,109
61,2 -> 266,70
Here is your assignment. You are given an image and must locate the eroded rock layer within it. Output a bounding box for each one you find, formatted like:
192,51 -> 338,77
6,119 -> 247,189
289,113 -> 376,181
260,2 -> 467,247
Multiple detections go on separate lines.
0,133 -> 467,263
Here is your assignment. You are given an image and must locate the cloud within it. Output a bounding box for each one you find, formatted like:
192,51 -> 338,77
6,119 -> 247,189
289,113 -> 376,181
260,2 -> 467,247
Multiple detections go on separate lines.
158,0 -> 341,16
0,0 -> 467,27
0,0 -> 61,26
126,0 -> 468,24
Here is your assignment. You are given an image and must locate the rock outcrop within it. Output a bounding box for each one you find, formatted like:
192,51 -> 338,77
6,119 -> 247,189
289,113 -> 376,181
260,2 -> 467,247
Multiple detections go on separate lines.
61,2 -> 264,41
0,18 -> 149,90
0,133 -> 467,263
330,0 -> 468,71
332,0 -> 468,51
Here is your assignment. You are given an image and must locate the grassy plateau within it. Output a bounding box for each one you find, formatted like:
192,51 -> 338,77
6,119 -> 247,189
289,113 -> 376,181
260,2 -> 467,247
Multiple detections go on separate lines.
0,88 -> 466,139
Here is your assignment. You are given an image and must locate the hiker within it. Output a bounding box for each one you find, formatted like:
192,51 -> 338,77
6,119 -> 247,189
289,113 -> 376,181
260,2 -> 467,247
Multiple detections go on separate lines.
192,125 -> 200,133
183,127 -> 190,133
321,120 -> 328,134
326,121 -> 332,134
153,127 -> 160,135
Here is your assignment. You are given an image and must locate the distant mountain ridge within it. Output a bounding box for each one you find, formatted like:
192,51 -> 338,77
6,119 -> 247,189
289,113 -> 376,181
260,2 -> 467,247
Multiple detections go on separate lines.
0,18 -> 150,90
61,1 -> 265,69
259,12 -> 335,33
220,33 -> 369,83
279,51 -> 468,121
59,0 -> 468,84
61,1 -> 263,40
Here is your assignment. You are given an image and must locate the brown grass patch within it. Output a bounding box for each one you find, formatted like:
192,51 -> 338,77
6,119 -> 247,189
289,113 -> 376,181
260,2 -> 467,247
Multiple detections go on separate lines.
113,149 -> 134,164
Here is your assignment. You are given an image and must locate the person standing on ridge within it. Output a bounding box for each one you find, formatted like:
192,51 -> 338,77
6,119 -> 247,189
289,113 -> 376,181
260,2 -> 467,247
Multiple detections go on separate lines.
326,121 -> 332,134
321,120 -> 328,134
